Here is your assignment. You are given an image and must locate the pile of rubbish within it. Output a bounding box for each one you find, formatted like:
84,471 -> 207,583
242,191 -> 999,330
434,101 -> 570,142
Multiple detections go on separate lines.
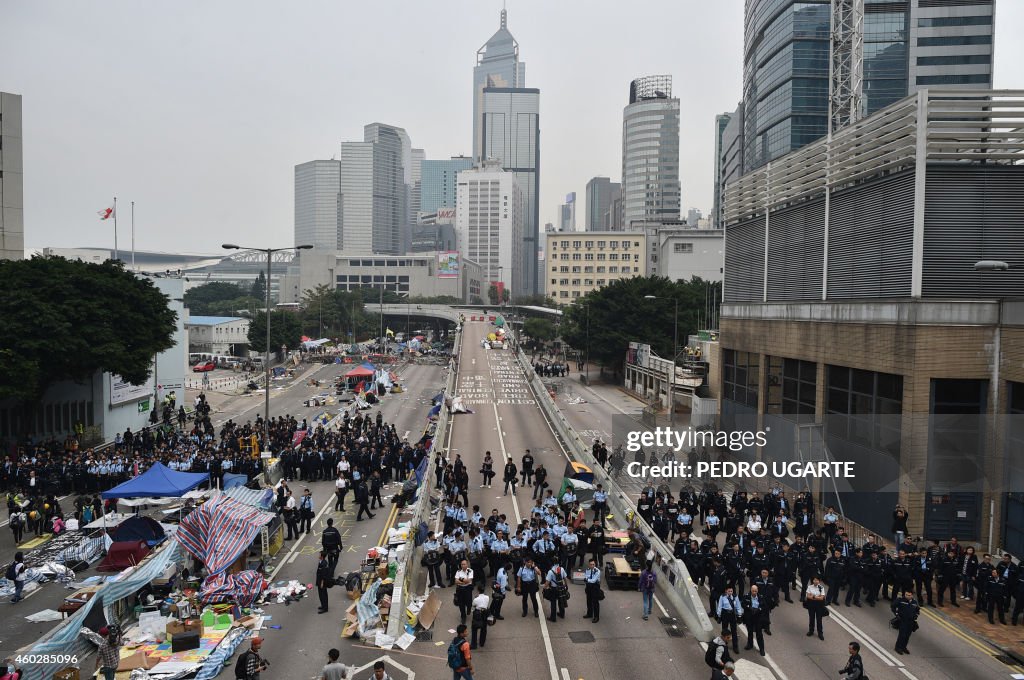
262,579 -> 308,605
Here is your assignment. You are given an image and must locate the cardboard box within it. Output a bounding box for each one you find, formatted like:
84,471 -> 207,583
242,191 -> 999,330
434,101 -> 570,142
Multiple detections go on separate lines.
117,651 -> 160,672
53,669 -> 79,680
166,619 -> 200,637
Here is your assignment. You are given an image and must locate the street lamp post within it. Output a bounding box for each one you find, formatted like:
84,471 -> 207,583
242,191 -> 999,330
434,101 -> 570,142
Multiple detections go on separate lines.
223,243 -> 313,461
585,302 -> 591,384
644,294 -> 679,428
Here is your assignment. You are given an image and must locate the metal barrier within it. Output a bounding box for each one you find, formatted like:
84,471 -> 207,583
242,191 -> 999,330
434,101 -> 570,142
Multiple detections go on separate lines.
513,347 -> 716,642
385,326 -> 462,638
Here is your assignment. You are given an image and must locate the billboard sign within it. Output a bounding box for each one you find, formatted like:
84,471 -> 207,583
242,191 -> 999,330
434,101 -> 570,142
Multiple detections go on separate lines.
110,373 -> 153,406
627,342 -> 650,369
435,207 -> 456,223
438,251 -> 460,278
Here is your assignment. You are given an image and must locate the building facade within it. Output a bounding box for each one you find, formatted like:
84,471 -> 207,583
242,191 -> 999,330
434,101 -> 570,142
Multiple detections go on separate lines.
712,113 -> 732,229
719,90 -> 1024,548
455,160 -> 525,296
0,92 -> 23,261
294,160 -> 342,250
651,228 -> 724,284
420,157 -> 473,215
741,0 -> 996,172
473,8 -> 527,163
622,75 -> 681,228
480,86 -> 540,294
544,230 -> 646,303
585,177 -> 620,232
339,123 -> 409,255
187,316 -> 251,355
559,192 -> 576,232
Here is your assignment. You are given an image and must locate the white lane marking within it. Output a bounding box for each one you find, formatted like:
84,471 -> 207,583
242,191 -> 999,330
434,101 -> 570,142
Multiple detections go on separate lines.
654,594 -> 670,617
560,668 -> 571,680
490,403 -> 521,526
828,606 -> 912,673
536,606 -> 560,680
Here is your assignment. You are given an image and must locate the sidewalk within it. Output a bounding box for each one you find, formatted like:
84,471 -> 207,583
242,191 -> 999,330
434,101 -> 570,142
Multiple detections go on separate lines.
925,596 -> 1024,667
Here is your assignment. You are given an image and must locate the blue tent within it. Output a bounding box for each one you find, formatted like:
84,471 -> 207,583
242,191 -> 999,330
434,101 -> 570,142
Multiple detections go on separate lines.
223,472 -> 248,490
360,362 -> 376,372
101,462 -> 209,499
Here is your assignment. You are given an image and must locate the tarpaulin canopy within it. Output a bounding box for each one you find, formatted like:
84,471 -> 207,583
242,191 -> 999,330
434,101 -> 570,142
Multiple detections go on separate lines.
199,570 -> 267,607
345,365 -> 375,378
224,485 -> 276,512
97,540 -> 150,572
177,492 -> 276,576
101,462 -> 208,499
223,472 -> 248,490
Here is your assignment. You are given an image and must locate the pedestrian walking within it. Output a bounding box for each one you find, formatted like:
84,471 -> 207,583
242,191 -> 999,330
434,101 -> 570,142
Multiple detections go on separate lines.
234,637 -> 269,680
322,519 -> 342,575
741,585 -> 766,656
316,552 -> 331,614
6,552 -> 26,603
838,641 -> 865,679
371,660 -> 393,680
704,632 -> 734,671
639,563 -> 657,620
355,481 -> 374,521
583,558 -> 602,623
319,648 -> 351,680
334,475 -> 348,512
716,585 -> 742,654
805,575 -> 828,641
470,585 -> 491,649
9,510 -> 24,545
447,624 -> 474,680
80,626 -> 121,680
892,590 -> 920,654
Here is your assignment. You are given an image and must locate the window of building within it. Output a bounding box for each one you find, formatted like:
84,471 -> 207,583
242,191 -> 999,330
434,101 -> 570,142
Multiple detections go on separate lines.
572,253 -> 582,261
584,279 -> 593,286
597,241 -> 606,248
572,266 -> 581,273
551,279 -> 557,286
585,241 -> 594,248
674,242 -> 693,253
918,35 -> 991,47
825,366 -> 903,454
560,266 -> 569,273
551,243 -> 557,250
584,253 -> 594,260
571,290 -> 580,298
571,279 -> 581,286
609,253 -> 619,261
918,15 -> 992,28
917,74 -> 991,85
584,266 -> 594,273
609,241 -> 618,249
722,350 -> 760,409
560,241 -> 569,248
764,356 -> 816,421
559,291 -> 569,298
917,54 -> 991,66
572,240 -> 582,248
623,242 -> 631,250
560,279 -> 569,285
597,253 -> 606,261
560,254 -> 569,260
609,266 -> 618,273
597,279 -> 605,286
596,266 -> 605,273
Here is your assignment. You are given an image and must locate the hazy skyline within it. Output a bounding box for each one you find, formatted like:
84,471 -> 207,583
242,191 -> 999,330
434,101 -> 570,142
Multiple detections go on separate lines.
3,0 -> 1022,254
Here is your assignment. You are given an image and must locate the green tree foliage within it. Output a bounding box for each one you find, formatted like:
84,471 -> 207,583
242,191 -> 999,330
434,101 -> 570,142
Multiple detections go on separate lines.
247,310 -> 303,354
487,285 -> 499,306
514,294 -> 557,308
0,256 -> 177,417
184,281 -> 256,316
250,271 -> 267,301
355,287 -> 405,304
559,276 -> 722,376
295,287 -> 369,340
523,317 -> 556,342
409,295 -> 461,304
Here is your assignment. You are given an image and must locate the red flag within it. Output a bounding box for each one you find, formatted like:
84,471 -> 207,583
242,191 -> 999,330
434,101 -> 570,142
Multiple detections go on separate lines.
98,206 -> 114,220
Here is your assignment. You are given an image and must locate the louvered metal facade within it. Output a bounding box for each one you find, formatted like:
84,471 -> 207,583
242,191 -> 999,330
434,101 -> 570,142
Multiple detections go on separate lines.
766,198 -> 826,301
723,217 -> 765,303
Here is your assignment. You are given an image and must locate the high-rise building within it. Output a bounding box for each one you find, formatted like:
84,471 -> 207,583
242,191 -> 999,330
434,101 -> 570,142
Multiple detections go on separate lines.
0,92 -> 23,261
621,75 -> 681,228
712,113 -> 732,229
420,157 -> 474,215
605,185 -> 623,231
408,148 -> 425,252
339,123 -> 408,255
545,231 -> 647,303
585,177 -> 620,232
559,193 -> 576,232
473,8 -> 526,163
480,86 -> 540,293
294,160 -> 342,250
455,160 -> 524,296
741,0 -> 996,171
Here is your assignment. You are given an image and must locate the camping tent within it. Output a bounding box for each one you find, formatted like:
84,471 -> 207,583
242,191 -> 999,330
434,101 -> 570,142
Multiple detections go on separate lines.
112,515 -> 166,546
97,540 -> 150,572
177,492 -> 277,576
101,462 -> 209,499
345,365 -> 374,378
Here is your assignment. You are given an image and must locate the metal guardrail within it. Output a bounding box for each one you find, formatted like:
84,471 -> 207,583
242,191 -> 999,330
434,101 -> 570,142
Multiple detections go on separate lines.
385,326 -> 462,639
512,346 -> 716,642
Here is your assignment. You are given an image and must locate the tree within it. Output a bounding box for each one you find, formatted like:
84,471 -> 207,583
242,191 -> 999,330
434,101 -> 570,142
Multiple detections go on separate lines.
247,310 -> 303,355
355,287 -> 404,304
514,294 -> 557,308
523,317 -> 556,342
0,256 -> 177,435
502,288 -> 510,303
559,276 -> 722,378
251,271 -> 267,301
487,285 -> 500,306
409,295 -> 461,304
184,281 -> 250,315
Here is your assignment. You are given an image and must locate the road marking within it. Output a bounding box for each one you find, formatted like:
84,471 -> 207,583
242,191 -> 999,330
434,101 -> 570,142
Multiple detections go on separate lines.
268,489 -> 335,580
490,402 -> 521,525
653,594 -> 669,617
827,606 -> 914,675
919,605 -> 1001,659
560,668 -> 571,680
349,654 -> 416,679
536,605 -> 560,680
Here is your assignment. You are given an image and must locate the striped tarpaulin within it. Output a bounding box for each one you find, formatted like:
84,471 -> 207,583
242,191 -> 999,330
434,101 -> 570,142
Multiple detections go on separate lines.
200,570 -> 267,607
177,492 -> 276,576
224,484 -> 276,511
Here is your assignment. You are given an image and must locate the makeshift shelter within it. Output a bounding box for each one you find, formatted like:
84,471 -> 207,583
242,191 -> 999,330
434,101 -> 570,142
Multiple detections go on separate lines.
101,462 -> 209,499
224,485 -> 275,512
222,472 -> 248,490
177,492 -> 277,576
97,540 -> 150,572
345,365 -> 375,379
112,515 -> 166,546
564,461 -> 595,484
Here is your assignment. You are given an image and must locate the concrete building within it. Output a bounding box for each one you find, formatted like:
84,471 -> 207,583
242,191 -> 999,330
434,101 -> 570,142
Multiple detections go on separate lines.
473,8 -> 527,163
719,90 -> 1024,548
712,113 -> 732,229
716,104 -> 745,230
420,156 -> 473,215
339,123 -> 409,254
651,228 -> 724,284
480,86 -> 540,294
294,160 -> 342,250
622,76 -> 681,228
407,148 -> 425,254
585,177 -> 619,232
559,192 -> 576,232
0,92 -> 23,260
409,223 -> 457,253
605,185 -> 623,231
741,0 -> 996,171
186,316 -> 251,355
455,160 -> 525,296
278,250 -> 484,305
545,231 -> 646,303
0,276 -> 187,447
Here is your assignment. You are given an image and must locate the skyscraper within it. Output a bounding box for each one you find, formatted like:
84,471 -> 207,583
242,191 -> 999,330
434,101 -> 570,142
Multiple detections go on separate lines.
294,160 -> 341,250
621,75 -> 681,228
420,157 -> 473,215
474,8 -> 540,294
585,177 -> 619,232
0,92 -> 23,261
559,193 -> 576,232
339,123 -> 408,255
741,0 -> 996,172
455,160 -> 524,295
712,113 -> 732,229
473,8 -> 526,163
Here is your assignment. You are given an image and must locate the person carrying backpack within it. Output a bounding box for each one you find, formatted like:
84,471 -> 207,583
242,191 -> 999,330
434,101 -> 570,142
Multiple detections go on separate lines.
7,552 -> 26,603
234,637 -> 269,680
9,510 -> 25,545
446,624 -> 474,680
705,631 -> 734,670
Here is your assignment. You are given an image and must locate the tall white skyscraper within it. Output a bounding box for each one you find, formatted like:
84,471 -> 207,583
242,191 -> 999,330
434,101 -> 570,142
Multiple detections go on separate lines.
339,123 -> 408,254
0,92 -> 23,261
621,75 -> 681,228
294,160 -> 342,250
455,160 -> 524,295
473,8 -> 526,163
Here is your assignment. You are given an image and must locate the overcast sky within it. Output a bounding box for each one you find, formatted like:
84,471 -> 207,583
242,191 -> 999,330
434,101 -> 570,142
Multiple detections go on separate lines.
3,1 -> 1022,254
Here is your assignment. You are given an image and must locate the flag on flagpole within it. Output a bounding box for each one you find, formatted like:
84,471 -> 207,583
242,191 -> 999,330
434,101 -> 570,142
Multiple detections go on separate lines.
98,206 -> 115,220
386,327 -> 395,337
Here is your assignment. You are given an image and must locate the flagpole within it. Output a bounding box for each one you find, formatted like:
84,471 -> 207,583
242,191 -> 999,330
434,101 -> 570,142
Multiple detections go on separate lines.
131,201 -> 136,271
113,197 -> 119,262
